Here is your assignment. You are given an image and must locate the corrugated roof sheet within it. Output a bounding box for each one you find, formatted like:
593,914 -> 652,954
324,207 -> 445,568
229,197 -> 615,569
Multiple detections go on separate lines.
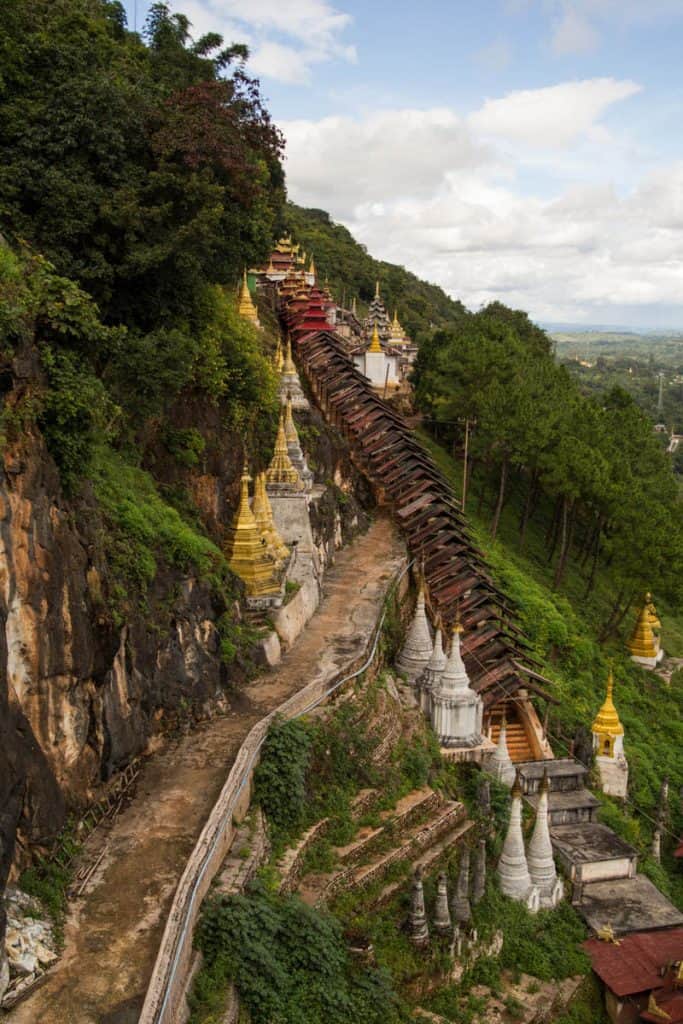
584,929 -> 683,997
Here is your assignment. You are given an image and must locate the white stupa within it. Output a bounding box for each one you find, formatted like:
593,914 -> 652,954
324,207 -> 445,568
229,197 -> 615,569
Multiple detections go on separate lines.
396,579 -> 433,682
527,771 -> 563,908
430,624 -> 483,748
498,774 -> 539,912
418,622 -> 447,715
487,715 -> 516,787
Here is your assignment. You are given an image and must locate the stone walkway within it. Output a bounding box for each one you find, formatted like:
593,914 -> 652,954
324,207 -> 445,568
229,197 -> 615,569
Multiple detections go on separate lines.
8,517 -> 404,1024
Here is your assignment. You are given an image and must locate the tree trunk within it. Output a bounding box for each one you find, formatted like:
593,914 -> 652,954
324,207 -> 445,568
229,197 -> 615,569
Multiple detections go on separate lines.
519,468 -> 539,550
583,518 -> 604,597
599,587 -> 630,641
553,495 -> 573,589
490,455 -> 508,540
545,495 -> 562,560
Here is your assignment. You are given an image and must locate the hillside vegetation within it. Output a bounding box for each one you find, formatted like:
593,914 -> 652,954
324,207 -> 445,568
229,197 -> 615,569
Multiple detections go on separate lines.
284,204 -> 468,343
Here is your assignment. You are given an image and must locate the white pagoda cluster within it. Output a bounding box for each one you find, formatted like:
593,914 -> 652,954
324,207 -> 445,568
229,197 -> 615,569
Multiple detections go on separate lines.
497,772 -> 563,912
396,583 -> 483,749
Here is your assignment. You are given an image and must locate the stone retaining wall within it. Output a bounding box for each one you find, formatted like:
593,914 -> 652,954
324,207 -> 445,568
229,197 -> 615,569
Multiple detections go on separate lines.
138,554 -> 408,1024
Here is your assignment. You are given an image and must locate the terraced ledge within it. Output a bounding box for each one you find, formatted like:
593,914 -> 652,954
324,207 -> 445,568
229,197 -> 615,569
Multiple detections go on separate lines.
299,799 -> 470,908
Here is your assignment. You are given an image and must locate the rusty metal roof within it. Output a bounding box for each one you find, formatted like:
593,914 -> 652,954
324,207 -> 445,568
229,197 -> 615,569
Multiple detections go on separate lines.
584,929 -> 683,997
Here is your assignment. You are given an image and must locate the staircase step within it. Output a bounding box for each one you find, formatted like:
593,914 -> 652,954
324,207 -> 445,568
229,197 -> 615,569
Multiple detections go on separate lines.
374,819 -> 475,907
336,786 -> 441,867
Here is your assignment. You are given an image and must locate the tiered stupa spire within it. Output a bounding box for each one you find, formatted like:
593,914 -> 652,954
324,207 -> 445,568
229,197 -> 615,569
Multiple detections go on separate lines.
278,336 -> 309,410
224,463 -> 279,597
368,323 -> 382,354
396,576 -> 433,682
488,714 -> 516,787
527,771 -> 562,906
266,410 -> 303,492
252,471 -> 289,564
283,392 -> 313,491
418,619 -> 446,714
498,773 -> 535,905
591,667 -> 629,797
627,591 -> 663,667
237,269 -> 260,328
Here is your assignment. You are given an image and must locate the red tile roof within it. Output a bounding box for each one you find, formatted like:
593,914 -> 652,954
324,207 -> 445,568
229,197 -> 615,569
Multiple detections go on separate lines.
584,929 -> 683,997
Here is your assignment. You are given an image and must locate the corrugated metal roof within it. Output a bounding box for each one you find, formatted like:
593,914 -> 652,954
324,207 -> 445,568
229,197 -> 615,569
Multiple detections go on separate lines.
584,929 -> 683,997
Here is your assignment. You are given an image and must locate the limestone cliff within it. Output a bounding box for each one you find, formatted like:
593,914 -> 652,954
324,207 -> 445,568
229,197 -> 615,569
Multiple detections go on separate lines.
0,344 -> 372,955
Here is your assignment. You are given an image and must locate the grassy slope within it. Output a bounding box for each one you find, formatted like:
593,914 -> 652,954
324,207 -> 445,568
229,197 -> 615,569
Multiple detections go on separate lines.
418,429 -> 683,908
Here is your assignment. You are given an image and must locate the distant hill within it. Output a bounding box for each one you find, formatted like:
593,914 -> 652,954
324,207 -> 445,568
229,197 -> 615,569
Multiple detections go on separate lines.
283,204 -> 468,343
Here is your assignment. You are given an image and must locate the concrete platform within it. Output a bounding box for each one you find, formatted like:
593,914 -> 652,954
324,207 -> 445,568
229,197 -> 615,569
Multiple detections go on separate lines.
526,788 -> 600,825
551,823 -> 637,884
580,875 -> 683,936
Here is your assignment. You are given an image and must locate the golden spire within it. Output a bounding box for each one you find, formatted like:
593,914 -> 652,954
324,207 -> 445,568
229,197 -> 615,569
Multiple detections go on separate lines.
309,254 -> 316,278
283,392 -> 299,447
237,269 -> 260,327
627,603 -> 658,659
224,463 -> 279,596
253,471 -> 289,563
266,255 -> 276,274
266,410 -> 301,488
368,323 -> 382,353
351,296 -> 357,316
391,308 -> 405,340
645,591 -> 661,631
282,336 -> 297,375
375,279 -> 380,300
591,667 -> 624,738
274,337 -> 284,372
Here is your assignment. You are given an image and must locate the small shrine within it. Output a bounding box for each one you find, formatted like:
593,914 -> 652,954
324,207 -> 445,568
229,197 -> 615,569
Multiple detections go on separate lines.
591,668 -> 628,799
352,324 -> 400,392
265,409 -> 303,494
237,269 -> 260,328
224,463 -> 282,606
627,592 -> 664,668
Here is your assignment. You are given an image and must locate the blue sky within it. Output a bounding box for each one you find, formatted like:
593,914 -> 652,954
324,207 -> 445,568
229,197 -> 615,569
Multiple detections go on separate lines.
122,1 -> 683,327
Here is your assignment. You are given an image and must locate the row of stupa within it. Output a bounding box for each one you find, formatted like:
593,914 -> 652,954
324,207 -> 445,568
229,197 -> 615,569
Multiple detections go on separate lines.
395,579 -> 485,752
498,770 -> 564,912
396,574 -> 632,798
223,388 -> 312,604
239,235 -> 418,393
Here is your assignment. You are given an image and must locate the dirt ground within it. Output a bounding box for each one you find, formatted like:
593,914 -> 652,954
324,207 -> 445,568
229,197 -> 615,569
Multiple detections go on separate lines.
8,517 -> 404,1024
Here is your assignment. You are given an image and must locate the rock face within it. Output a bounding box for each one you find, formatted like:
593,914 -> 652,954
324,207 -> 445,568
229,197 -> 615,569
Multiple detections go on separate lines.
0,350 -> 374,959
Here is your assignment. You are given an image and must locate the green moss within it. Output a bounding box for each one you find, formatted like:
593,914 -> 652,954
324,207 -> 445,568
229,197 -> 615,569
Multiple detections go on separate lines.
90,443 -> 229,609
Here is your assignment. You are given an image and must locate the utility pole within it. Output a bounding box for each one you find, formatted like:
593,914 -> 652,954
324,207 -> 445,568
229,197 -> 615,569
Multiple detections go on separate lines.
657,371 -> 665,416
462,419 -> 470,511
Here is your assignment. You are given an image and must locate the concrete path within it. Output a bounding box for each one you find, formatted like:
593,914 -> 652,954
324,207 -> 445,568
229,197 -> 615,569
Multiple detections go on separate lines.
8,517 -> 404,1024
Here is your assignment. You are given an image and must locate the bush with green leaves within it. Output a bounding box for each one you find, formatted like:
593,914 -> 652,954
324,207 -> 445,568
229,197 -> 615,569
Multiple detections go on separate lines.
191,883 -> 406,1024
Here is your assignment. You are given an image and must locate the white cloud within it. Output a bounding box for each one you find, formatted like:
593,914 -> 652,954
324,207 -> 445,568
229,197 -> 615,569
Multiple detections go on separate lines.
469,78 -> 641,148
172,0 -> 355,83
551,7 -> 599,54
528,1 -> 683,56
282,80 -> 683,325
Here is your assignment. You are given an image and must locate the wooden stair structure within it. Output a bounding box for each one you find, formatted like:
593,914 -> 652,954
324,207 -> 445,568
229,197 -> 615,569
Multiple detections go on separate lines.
489,716 -> 534,763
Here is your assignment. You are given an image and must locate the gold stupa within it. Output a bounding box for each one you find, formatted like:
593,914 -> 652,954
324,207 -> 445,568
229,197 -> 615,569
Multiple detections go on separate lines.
237,269 -> 260,327
252,471 -> 289,563
283,392 -> 299,447
282,336 -> 297,376
645,592 -> 661,631
266,410 -> 302,488
274,337 -> 284,372
591,668 -> 624,740
368,323 -> 382,354
627,603 -> 658,660
224,464 -> 279,596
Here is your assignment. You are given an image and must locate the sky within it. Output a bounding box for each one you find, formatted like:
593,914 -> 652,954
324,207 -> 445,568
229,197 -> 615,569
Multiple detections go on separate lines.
122,0 -> 683,328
